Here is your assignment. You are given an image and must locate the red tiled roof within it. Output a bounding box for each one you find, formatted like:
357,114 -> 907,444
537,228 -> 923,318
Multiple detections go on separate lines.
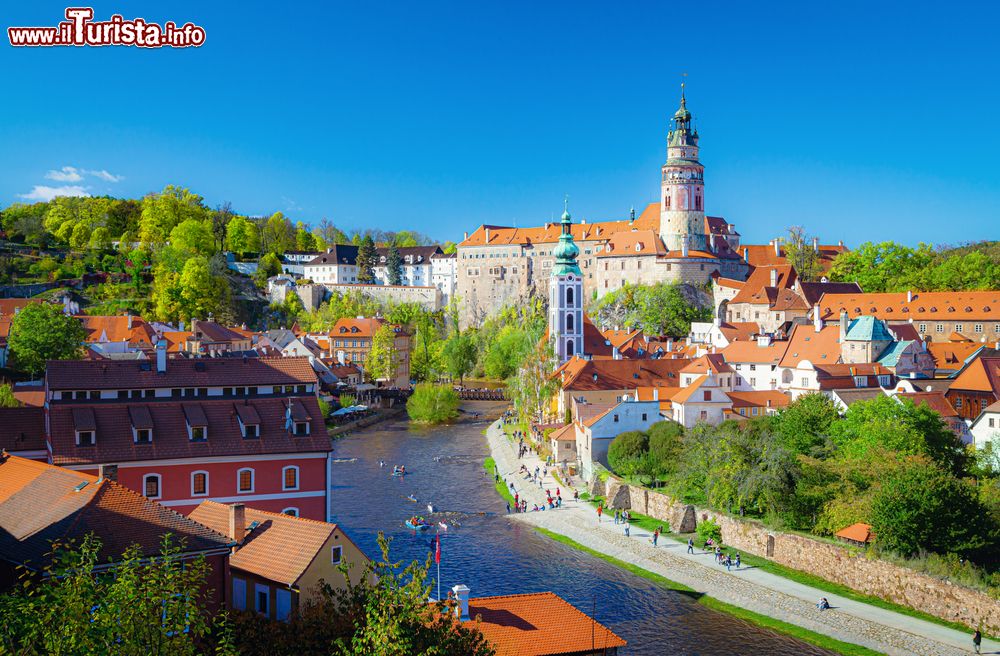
596,230 -> 667,257
726,390 -> 791,409
48,396 -> 330,466
77,315 -> 157,346
556,357 -> 690,391
739,243 -> 847,270
730,266 -> 797,305
896,392 -> 959,419
460,204 -> 660,247
926,341 -> 981,368
818,291 -> 1000,322
671,375 -> 709,404
718,321 -> 760,342
0,408 -> 46,452
0,454 -> 230,571
548,424 -> 576,442
949,352 -> 1000,395
192,320 -> 248,343
680,353 -> 733,374
835,522 -> 873,544
465,591 -> 626,656
778,324 -> 842,368
331,317 -> 384,339
721,339 -> 788,365
190,500 -> 359,587
46,356 -> 317,391
11,383 -> 44,407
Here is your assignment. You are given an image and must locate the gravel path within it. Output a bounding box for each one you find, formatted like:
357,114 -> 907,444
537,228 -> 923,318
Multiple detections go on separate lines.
486,420 -> 993,656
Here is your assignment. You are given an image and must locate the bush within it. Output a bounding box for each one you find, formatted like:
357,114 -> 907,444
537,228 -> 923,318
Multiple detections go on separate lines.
647,421 -> 683,471
696,517 -> 722,545
607,430 -> 648,474
338,394 -> 357,409
406,383 -> 460,424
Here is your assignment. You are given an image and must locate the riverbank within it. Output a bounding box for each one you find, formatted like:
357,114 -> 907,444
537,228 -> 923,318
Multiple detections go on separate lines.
485,419 -> 994,656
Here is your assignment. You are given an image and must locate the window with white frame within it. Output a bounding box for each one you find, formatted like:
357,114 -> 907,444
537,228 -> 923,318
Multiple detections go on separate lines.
282,466 -> 299,491
237,468 -> 254,493
282,507 -> 299,517
331,545 -> 343,565
191,471 -> 209,496
143,473 -> 161,499
76,430 -> 95,446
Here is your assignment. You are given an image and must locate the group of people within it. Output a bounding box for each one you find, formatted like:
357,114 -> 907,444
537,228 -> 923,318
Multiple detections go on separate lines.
712,546 -> 741,571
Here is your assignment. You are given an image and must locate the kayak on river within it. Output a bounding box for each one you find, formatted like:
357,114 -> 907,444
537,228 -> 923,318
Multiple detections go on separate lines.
405,516 -> 433,530
392,465 -> 407,476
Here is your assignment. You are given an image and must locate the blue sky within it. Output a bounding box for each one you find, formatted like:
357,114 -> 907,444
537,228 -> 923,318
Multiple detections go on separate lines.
2,1 -> 998,246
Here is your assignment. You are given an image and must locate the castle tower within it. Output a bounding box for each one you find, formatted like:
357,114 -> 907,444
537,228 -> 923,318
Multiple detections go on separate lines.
549,199 -> 583,363
660,83 -> 707,252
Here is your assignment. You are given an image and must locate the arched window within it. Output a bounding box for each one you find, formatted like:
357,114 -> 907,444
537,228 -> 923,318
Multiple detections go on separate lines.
566,287 -> 574,307
566,313 -> 575,332
143,473 -> 161,499
237,468 -> 254,493
282,465 -> 299,491
566,339 -> 574,356
191,471 -> 209,497
281,508 -> 299,517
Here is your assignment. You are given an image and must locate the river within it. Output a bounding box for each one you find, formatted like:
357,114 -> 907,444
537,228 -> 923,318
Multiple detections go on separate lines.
328,406 -> 835,655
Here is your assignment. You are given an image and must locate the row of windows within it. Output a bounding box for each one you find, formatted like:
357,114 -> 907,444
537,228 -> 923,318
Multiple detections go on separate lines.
57,385 -> 310,401
76,417 -> 310,447
232,545 -> 341,620
142,466 -> 300,500
920,323 -> 998,334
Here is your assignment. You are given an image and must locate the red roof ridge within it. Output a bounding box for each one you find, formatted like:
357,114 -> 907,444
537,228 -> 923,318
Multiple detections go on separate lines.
198,498 -> 338,531
108,484 -> 233,543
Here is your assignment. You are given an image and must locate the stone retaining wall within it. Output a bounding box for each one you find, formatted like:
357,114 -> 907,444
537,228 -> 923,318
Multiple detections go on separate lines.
593,474 -> 1000,632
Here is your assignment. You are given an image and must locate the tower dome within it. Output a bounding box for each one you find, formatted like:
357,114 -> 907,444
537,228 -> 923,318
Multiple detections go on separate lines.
551,199 -> 581,275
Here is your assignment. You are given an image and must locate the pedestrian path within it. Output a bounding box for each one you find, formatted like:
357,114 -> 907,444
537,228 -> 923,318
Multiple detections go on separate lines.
487,420 -> 996,656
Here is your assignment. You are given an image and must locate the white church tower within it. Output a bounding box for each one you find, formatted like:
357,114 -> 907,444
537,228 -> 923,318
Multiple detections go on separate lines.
549,199 -> 583,364
660,83 -> 707,252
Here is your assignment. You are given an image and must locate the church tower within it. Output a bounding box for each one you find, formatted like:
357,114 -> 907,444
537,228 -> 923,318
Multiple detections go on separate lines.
549,199 -> 583,364
660,83 -> 707,252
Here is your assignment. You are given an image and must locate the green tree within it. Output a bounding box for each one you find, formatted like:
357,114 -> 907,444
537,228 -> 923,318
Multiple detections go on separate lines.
88,226 -> 111,251
255,252 -> 283,286
386,244 -> 403,285
169,218 -> 216,256
506,341 -> 558,424
8,303 -> 87,375
356,235 -> 377,283
827,241 -> 935,293
608,430 -> 649,475
294,222 -> 317,251
139,185 -> 208,247
406,383 -> 461,424
482,326 -> 532,380
647,420 -> 684,481
367,323 -> 399,383
210,202 -> 234,253
0,383 -> 20,407
0,534 -> 234,656
782,225 -> 822,282
441,332 -> 477,385
179,256 -> 223,321
773,393 -> 839,455
870,460 -> 995,557
226,215 -> 260,257
261,212 -> 294,255
594,282 -> 711,337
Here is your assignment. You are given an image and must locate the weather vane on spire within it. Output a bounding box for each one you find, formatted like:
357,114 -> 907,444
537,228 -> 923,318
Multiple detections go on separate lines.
681,72 -> 687,103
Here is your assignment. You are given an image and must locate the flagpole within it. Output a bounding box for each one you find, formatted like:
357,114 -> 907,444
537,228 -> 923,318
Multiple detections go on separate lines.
437,555 -> 441,602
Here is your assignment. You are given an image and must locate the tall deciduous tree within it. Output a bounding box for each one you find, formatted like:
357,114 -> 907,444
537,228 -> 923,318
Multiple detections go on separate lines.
169,218 -> 216,257
261,212 -> 294,255
139,185 -> 208,247
367,323 -> 399,383
783,226 -> 822,282
226,215 -> 260,257
8,303 -> 87,375
441,331 -> 477,385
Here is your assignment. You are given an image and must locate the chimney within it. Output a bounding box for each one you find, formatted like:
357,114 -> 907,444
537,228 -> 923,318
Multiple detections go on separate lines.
742,247 -> 749,262
463,231 -> 468,241
653,388 -> 659,401
484,228 -> 491,243
812,237 -> 819,253
709,233 -> 716,251
906,290 -> 913,303
813,305 -> 823,333
156,339 -> 167,373
612,345 -> 620,360
713,315 -> 721,328
452,584 -> 470,620
774,239 -> 781,257
681,236 -> 689,258
666,338 -> 673,351
838,240 -> 844,247
769,268 -> 778,287
229,503 -> 246,544
98,464 -> 118,482
839,309 -> 849,342
126,313 -> 133,330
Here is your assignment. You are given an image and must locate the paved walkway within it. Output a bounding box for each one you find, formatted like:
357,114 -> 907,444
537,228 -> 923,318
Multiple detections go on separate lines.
486,421 -> 995,656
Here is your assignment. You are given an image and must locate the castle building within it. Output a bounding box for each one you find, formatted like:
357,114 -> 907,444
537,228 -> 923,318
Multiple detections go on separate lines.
456,87 -> 748,327
548,202 -> 584,363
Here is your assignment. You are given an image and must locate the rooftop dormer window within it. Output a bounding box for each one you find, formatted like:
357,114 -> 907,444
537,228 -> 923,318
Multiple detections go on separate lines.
183,404 -> 209,442
235,403 -> 261,439
73,407 -> 96,446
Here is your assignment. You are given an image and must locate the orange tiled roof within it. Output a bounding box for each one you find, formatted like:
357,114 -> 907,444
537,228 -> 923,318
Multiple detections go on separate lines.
721,339 -> 789,364
718,322 -> 760,342
834,522 -> 873,543
949,352 -> 1000,394
927,341 -> 981,368
597,229 -> 667,257
77,314 -> 157,346
739,243 -> 847,270
461,203 -> 660,247
896,392 -> 958,418
671,375 -> 709,404
556,357 -> 690,391
548,424 -> 576,441
778,324 -> 842,368
190,500 -> 359,587
331,317 -> 384,339
714,276 -> 745,290
681,353 -> 733,374
729,265 -> 797,305
465,591 -> 626,656
726,390 -> 791,409
818,291 -> 1000,322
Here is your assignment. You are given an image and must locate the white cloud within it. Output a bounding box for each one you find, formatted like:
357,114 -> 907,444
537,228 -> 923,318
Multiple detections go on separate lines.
18,185 -> 90,202
85,169 -> 123,183
45,166 -> 83,183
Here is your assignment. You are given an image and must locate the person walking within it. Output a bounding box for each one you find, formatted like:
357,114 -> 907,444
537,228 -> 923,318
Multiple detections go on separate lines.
725,555 -> 732,572
973,628 -> 982,654
505,502 -> 511,513
652,528 -> 659,547
614,509 -> 619,525
687,537 -> 694,554
734,553 -> 741,569
624,518 -> 630,537
597,504 -> 603,523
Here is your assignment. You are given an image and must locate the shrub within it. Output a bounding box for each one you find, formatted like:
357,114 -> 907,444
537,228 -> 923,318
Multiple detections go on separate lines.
696,517 -> 722,544
607,430 -> 649,474
338,394 -> 357,409
406,383 -> 460,424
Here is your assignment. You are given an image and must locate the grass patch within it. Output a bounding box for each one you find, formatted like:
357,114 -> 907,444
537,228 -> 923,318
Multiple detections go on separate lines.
534,528 -> 884,656
484,457 -> 515,506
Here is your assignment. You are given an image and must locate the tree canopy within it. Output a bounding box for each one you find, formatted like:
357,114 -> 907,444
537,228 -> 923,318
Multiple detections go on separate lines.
8,303 -> 87,375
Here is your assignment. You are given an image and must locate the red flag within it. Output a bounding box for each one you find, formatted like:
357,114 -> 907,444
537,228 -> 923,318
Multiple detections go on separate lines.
435,534 -> 441,564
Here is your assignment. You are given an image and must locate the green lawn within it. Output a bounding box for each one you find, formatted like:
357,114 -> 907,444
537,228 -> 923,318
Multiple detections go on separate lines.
483,457 -> 516,506
534,527 -> 885,656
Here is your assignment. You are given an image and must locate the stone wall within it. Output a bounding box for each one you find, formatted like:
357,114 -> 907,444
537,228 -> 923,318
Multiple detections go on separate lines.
321,283 -> 442,311
593,474 -> 1000,632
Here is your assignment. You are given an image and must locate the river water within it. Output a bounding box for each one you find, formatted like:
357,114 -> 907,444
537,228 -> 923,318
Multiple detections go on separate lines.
328,408 -> 835,655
